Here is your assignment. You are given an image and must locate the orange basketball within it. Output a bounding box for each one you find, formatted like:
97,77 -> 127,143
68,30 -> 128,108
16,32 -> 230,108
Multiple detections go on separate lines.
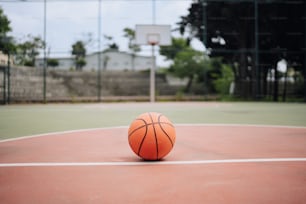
128,112 -> 176,161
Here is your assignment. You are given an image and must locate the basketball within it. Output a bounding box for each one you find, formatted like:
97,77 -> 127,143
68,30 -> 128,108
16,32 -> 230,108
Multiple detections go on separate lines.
128,112 -> 176,161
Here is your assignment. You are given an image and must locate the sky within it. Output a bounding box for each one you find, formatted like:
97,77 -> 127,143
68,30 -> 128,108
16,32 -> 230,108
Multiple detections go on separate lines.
1,0 -> 205,67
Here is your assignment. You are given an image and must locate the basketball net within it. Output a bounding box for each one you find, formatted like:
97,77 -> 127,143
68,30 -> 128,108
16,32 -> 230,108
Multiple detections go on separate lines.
147,34 -> 160,46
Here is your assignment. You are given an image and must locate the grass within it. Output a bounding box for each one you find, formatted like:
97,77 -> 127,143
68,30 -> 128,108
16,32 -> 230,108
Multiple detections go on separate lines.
1,102 -> 306,140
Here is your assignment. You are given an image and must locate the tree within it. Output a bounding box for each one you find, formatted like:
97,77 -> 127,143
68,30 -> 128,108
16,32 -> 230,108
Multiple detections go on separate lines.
76,58 -> 86,70
161,37 -> 232,94
15,35 -> 44,66
213,63 -> 234,96
0,7 -> 15,55
1,36 -> 16,56
177,1 -> 254,98
103,35 -> 119,51
160,38 -> 189,61
160,37 -> 192,92
258,2 -> 305,101
71,41 -> 86,70
170,47 -> 206,93
177,0 -> 305,100
0,7 -> 11,36
123,27 -> 140,70
47,58 -> 59,68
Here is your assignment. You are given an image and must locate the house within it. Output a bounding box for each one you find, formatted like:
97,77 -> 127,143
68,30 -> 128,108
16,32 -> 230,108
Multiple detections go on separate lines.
35,50 -> 153,71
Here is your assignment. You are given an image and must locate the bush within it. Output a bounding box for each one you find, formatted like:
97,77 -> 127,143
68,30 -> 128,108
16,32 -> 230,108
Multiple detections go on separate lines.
213,64 -> 234,95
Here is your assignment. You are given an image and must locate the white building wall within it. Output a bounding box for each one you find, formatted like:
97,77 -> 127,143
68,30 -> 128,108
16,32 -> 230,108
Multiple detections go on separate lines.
85,51 -> 153,71
35,57 -> 74,70
84,54 -> 97,70
36,50 -> 153,71
58,58 -> 74,70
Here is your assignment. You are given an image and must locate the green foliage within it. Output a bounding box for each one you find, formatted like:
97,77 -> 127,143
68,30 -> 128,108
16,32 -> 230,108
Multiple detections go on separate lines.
160,38 -> 189,61
161,37 -> 231,94
0,7 -> 11,35
161,37 -> 204,82
0,36 -> 16,55
202,57 -> 223,92
173,48 -> 206,78
47,58 -> 59,68
72,41 -> 86,57
15,35 -> 45,66
123,27 -> 140,70
175,89 -> 184,101
24,60 -> 34,67
170,47 -> 206,93
213,64 -> 234,95
1,9 -> 44,66
71,41 -> 86,70
169,47 -> 234,95
108,43 -> 119,50
76,58 -> 86,71
178,1 -> 305,99
103,35 -> 119,51
123,27 -> 140,53
0,7 -> 15,55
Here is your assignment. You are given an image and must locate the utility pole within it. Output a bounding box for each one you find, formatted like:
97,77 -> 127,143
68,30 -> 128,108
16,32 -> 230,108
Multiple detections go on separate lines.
43,0 -> 47,103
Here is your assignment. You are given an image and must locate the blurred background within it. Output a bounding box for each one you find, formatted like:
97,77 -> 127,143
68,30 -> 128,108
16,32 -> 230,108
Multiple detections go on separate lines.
0,0 -> 305,103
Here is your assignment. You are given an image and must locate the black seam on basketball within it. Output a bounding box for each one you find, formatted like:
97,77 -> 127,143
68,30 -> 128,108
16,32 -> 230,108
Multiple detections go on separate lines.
148,112 -> 159,160
128,119 -> 147,138
157,121 -> 174,128
137,119 -> 148,156
129,122 -> 173,138
157,114 -> 174,147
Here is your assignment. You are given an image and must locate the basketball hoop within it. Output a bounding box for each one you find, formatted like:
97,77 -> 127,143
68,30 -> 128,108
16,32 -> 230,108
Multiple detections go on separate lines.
135,24 -> 171,103
147,34 -> 160,46
135,25 -> 171,46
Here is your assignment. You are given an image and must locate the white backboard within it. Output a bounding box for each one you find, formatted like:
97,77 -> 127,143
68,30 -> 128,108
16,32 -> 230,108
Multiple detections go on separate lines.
135,24 -> 171,46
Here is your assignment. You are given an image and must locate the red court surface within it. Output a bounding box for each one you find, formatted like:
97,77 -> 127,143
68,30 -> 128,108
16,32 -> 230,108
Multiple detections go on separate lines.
0,125 -> 306,203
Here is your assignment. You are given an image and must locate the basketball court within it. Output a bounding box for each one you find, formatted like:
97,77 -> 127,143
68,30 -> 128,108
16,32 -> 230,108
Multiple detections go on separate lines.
1,115 -> 306,203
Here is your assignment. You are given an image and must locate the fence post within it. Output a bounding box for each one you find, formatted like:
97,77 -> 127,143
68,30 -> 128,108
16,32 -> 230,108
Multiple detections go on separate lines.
3,67 -> 7,104
7,53 -> 10,104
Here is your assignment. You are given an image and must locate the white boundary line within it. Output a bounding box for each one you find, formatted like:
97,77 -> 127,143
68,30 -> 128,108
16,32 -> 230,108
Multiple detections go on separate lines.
177,123 -> 306,129
0,126 -> 128,143
1,123 -> 306,143
1,158 -> 306,167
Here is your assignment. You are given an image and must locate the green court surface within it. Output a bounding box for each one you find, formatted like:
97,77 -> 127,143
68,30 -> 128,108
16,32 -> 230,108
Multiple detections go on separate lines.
1,102 -> 306,140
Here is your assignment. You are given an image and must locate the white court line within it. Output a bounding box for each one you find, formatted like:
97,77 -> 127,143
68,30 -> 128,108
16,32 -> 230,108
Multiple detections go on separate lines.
177,123 -> 306,129
1,158 -> 306,167
0,126 -> 128,143
1,124 -> 306,143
